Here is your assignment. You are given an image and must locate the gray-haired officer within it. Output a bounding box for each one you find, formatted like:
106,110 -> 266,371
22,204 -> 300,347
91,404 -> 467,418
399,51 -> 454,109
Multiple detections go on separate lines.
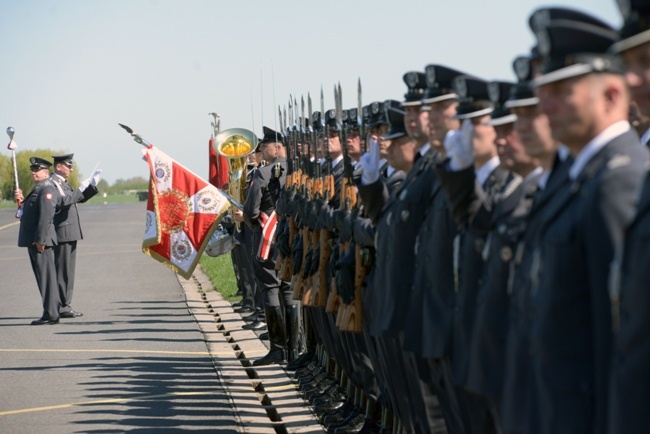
16,157 -> 60,325
50,154 -> 99,318
608,1 -> 650,432
528,8 -> 648,433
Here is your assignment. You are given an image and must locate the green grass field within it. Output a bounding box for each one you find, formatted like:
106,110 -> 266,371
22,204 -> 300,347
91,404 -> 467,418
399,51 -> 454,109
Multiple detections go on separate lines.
199,253 -> 240,302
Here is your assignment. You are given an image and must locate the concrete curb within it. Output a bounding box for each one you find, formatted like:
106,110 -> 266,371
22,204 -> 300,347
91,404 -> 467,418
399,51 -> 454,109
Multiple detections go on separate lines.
179,267 -> 324,434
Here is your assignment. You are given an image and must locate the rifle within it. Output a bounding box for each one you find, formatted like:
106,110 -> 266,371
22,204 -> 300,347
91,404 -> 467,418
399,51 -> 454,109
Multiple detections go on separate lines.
304,98 -> 326,307
338,79 -> 366,333
290,96 -> 311,301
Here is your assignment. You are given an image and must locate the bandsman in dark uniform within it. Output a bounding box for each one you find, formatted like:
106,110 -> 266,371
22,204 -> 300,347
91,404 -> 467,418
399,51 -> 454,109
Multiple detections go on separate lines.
49,154 -> 99,318
239,126 -> 297,366
527,9 -> 648,433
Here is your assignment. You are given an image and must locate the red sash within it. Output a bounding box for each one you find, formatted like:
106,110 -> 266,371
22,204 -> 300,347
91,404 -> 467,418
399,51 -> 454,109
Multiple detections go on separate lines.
256,210 -> 278,261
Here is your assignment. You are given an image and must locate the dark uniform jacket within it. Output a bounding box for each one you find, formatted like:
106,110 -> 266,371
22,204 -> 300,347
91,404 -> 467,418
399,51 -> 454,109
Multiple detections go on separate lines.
402,159 -> 457,359
18,179 -> 59,248
50,174 -> 98,242
359,149 -> 437,338
500,152 -> 572,433
243,158 -> 285,258
466,169 -> 541,399
529,129 -> 647,434
440,162 -> 515,386
609,166 -> 650,433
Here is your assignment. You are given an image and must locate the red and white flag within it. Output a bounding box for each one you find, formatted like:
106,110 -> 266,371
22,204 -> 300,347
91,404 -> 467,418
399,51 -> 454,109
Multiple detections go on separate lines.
142,146 -> 230,279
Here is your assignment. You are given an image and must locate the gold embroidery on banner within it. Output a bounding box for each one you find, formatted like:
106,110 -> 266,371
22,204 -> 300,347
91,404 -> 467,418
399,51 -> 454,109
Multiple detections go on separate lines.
158,189 -> 192,234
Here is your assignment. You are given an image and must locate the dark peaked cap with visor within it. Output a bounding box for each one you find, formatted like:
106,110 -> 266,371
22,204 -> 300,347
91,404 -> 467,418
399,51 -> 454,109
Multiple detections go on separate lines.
383,100 -> 407,141
529,7 -> 622,87
422,64 -> 467,106
610,0 -> 650,53
402,71 -> 427,107
30,157 -> 52,170
452,76 -> 494,120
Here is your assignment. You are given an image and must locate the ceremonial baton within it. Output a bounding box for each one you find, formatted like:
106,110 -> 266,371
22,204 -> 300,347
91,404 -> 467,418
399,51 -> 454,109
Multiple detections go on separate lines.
117,123 -> 243,210
6,127 -> 22,217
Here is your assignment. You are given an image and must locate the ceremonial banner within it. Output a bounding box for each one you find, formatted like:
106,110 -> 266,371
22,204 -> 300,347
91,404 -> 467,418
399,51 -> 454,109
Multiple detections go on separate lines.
142,146 -> 230,279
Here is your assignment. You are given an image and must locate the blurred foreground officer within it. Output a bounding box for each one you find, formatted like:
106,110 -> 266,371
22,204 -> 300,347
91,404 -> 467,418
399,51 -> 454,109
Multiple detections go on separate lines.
50,154 -> 100,319
16,158 -> 60,325
608,2 -> 650,432
528,8 -> 648,433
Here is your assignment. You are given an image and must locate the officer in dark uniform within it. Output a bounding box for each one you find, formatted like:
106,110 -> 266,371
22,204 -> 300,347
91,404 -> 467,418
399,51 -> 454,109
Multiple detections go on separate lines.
358,78 -> 436,433
49,154 -> 99,318
499,53 -> 571,434
240,126 -> 296,366
17,157 -> 61,325
527,9 -> 648,433
607,2 -> 650,432
435,75 -> 513,433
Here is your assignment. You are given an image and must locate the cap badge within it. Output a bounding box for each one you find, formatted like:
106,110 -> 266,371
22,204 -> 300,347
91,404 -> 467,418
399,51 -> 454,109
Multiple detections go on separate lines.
406,72 -> 418,88
616,0 -> 631,20
531,9 -> 551,31
514,57 -> 531,81
453,77 -> 467,98
425,66 -> 436,87
536,28 -> 551,56
488,82 -> 500,103
371,102 -> 380,114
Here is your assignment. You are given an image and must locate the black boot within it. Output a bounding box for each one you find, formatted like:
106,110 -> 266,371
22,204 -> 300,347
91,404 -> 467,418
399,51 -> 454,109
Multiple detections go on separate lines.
253,306 -> 286,366
285,304 -> 303,363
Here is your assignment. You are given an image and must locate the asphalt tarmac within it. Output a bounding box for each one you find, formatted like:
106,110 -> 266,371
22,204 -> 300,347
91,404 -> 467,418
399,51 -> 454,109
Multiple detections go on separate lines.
0,201 -> 321,433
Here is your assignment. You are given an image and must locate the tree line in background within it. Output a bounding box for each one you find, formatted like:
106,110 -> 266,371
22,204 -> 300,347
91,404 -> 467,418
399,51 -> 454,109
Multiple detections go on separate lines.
0,150 -> 148,201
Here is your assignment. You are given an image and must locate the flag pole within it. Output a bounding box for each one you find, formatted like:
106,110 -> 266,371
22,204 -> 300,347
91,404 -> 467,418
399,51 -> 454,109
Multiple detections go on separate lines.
117,123 -> 244,210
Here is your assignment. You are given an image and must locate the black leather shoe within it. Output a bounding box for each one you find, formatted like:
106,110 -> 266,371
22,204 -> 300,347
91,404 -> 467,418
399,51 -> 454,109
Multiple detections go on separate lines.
60,311 -> 83,318
31,318 -> 60,325
315,398 -> 346,415
241,311 -> 261,322
333,412 -> 367,433
286,351 -> 314,371
258,332 -> 269,340
234,306 -> 254,314
242,320 -> 267,331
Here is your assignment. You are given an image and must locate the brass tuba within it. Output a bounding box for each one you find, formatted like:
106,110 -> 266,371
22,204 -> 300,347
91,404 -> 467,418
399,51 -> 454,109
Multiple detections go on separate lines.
212,128 -> 258,231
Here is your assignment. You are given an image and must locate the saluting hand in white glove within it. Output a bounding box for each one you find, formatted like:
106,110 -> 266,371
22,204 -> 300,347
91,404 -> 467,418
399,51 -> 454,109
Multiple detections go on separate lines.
445,119 -> 475,171
360,137 -> 381,185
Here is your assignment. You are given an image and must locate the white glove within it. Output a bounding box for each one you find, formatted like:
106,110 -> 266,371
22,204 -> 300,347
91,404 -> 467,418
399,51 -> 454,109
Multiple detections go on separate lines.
445,119 -> 474,171
90,168 -> 102,187
79,178 -> 90,191
360,138 -> 381,185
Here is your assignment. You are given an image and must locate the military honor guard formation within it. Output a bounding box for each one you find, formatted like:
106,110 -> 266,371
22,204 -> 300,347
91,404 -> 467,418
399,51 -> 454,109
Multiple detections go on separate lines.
218,2 -> 650,433
10,1 -> 650,433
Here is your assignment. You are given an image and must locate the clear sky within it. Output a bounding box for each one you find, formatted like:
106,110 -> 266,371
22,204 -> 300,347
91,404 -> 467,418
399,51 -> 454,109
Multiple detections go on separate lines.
1,0 -> 619,184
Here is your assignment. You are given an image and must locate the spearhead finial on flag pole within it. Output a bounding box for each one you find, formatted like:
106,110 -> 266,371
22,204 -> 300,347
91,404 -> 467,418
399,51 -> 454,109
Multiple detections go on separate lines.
6,126 -> 21,216
118,123 -> 154,148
